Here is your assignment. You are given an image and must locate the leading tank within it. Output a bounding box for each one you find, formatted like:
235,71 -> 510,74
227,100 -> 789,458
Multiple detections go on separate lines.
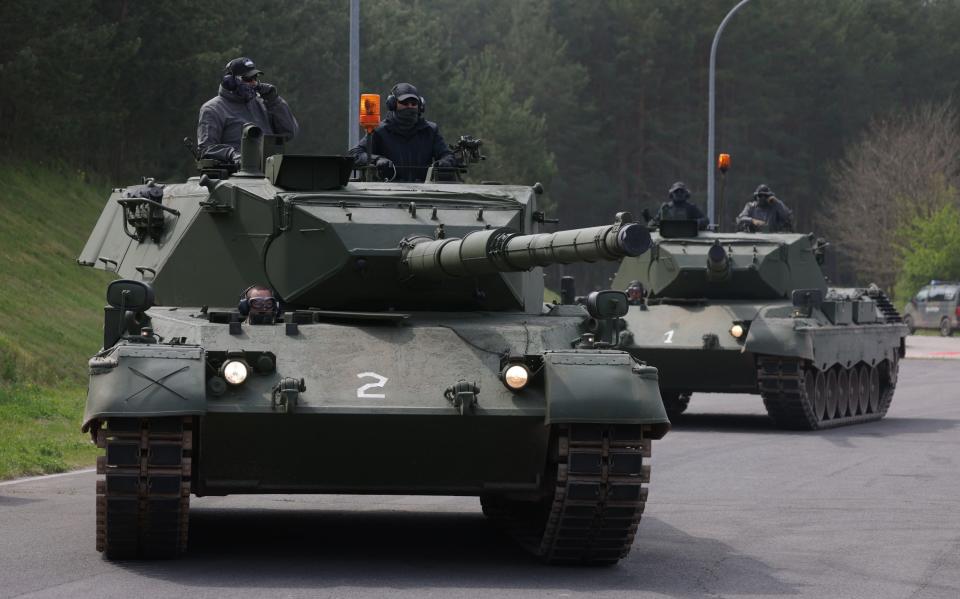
77,129 -> 669,564
612,219 -> 907,430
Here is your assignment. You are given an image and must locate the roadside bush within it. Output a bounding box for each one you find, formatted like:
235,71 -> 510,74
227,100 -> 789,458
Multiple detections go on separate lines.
894,201 -> 960,303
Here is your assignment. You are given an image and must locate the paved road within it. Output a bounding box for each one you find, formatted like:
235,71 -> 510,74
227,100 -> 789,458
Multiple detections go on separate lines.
2,360 -> 958,599
905,334 -> 960,359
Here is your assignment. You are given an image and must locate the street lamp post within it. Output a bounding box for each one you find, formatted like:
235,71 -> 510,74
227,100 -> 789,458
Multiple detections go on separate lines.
707,0 -> 752,226
348,0 -> 360,149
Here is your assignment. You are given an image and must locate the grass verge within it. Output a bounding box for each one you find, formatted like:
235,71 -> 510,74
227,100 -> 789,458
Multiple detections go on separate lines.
0,160 -> 114,479
0,384 -> 96,479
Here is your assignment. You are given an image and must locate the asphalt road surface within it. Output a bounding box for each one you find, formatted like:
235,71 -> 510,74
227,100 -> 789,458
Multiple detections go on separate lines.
2,359 -> 958,599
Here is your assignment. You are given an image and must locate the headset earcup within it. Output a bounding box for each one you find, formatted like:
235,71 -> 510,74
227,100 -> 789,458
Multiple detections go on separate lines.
419,96 -> 425,114
237,298 -> 249,316
222,75 -> 237,91
386,94 -> 397,112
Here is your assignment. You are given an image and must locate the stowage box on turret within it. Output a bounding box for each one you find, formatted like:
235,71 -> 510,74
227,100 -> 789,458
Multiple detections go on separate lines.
612,220 -> 907,429
78,128 -> 669,564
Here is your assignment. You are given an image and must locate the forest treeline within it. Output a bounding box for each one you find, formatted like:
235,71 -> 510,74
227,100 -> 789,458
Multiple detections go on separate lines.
3,0 -> 960,289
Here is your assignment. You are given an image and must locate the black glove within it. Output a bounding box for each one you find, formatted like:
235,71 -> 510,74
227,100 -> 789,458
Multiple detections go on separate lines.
352,153 -> 369,168
375,156 -> 395,180
256,82 -> 278,101
436,154 -> 457,168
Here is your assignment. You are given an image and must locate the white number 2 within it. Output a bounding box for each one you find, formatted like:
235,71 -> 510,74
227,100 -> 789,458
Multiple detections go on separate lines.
357,372 -> 388,398
663,330 -> 675,344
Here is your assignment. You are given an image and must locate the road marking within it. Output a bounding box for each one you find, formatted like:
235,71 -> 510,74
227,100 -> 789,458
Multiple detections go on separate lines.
0,468 -> 95,487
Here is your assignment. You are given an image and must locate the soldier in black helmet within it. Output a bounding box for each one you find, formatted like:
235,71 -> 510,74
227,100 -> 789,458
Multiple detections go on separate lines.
348,82 -> 456,182
650,182 -> 708,230
625,280 -> 646,306
736,184 -> 794,232
197,57 -> 299,166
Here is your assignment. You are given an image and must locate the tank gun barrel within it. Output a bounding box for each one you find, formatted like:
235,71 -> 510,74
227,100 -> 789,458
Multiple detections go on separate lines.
706,240 -> 731,282
402,213 -> 650,279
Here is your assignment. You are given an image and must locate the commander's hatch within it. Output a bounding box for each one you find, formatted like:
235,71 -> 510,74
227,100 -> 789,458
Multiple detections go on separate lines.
658,219 -> 700,239
266,155 -> 354,191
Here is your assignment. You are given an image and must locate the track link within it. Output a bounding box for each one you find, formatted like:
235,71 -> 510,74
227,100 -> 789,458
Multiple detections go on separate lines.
483,423 -> 654,565
757,357 -> 898,430
95,417 -> 192,559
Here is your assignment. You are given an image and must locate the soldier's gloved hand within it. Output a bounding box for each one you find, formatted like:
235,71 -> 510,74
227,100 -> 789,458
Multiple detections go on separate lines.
229,149 -> 242,167
256,82 -> 278,101
375,157 -> 395,180
436,155 -> 458,168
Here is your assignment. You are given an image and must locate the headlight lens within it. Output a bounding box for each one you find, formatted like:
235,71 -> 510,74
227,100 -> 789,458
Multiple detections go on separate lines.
730,324 -> 745,339
502,364 -> 530,390
222,360 -> 249,385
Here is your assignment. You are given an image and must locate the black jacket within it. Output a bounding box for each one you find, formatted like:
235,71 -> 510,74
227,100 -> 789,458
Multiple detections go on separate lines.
349,115 -> 454,182
197,85 -> 299,163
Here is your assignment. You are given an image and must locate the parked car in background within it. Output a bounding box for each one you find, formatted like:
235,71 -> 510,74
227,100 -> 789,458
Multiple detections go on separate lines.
902,281 -> 960,336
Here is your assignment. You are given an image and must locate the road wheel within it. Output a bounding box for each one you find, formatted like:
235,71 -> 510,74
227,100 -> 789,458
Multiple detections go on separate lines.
660,391 -> 690,419
903,314 -> 915,335
940,317 -> 953,337
813,369 -> 826,422
867,365 -> 881,413
846,367 -> 860,416
835,368 -> 849,418
856,365 -> 870,415
824,369 -> 838,420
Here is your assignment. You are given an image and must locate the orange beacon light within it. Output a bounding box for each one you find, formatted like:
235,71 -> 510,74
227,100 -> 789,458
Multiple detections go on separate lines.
717,153 -> 731,173
360,94 -> 381,133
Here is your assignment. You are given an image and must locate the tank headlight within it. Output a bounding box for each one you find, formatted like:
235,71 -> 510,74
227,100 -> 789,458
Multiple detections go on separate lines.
222,360 -> 249,385
502,364 -> 530,391
730,324 -> 745,339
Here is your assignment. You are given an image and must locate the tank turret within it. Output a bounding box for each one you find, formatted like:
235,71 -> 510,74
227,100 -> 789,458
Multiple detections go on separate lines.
615,219 -> 826,301
80,151 -> 651,312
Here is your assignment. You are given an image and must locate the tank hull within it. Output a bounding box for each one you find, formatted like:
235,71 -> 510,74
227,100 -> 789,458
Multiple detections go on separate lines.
621,299 -> 906,428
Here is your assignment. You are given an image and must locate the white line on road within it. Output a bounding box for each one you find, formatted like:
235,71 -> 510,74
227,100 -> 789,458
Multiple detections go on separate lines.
0,468 -> 95,487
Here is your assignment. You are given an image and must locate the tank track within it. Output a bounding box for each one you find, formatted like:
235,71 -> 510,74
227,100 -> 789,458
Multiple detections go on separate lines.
757,356 -> 898,430
482,423 -> 654,565
95,417 -> 192,559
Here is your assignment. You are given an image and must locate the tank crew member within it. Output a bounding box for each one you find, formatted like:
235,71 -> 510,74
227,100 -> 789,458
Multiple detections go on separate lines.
736,184 -> 794,232
197,57 -> 299,165
650,182 -> 708,229
348,82 -> 456,182
238,284 -> 281,325
626,280 -> 646,306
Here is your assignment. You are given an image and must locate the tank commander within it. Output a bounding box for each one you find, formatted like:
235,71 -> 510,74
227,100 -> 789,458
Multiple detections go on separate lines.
650,182 -> 708,229
736,184 -> 794,233
348,82 -> 456,182
238,284 -> 281,325
197,57 -> 299,165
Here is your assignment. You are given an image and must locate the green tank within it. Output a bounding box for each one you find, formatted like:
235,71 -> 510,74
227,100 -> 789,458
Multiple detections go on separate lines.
77,129 -> 669,564
612,219 -> 907,430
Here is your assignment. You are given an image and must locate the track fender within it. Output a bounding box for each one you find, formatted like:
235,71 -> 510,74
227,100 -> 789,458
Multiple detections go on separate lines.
82,344 -> 206,430
744,316 -> 815,361
543,350 -> 669,438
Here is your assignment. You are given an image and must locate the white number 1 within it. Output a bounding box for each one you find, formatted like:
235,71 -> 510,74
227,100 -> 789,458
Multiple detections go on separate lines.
663,330 -> 675,344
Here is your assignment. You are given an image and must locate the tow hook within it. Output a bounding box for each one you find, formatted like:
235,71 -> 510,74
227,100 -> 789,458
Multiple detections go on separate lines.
444,380 -> 480,415
272,377 -> 306,413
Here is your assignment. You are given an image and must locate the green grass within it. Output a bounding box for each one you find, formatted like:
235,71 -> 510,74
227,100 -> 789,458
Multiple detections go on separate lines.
0,161 -> 115,478
0,385 -> 99,477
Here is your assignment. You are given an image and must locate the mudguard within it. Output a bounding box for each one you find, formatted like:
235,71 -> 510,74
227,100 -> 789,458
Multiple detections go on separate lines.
543,350 -> 669,439
82,344 -> 206,430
